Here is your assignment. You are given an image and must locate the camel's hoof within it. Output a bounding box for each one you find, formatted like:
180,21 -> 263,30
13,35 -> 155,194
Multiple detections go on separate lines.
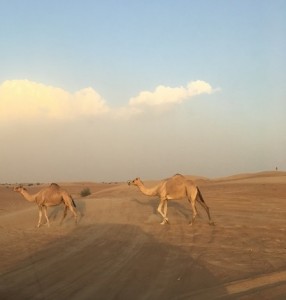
160,219 -> 169,225
209,221 -> 215,226
189,219 -> 195,226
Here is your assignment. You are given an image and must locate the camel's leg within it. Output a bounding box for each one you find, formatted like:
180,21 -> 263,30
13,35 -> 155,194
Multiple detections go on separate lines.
190,200 -> 198,225
196,188 -> 215,225
162,201 -> 169,224
43,206 -> 50,227
197,199 -> 214,224
188,190 -> 198,225
68,205 -> 78,224
63,195 -> 78,224
37,207 -> 43,228
157,200 -> 164,224
60,206 -> 68,225
157,199 -> 169,225
186,186 -> 202,225
188,200 -> 200,218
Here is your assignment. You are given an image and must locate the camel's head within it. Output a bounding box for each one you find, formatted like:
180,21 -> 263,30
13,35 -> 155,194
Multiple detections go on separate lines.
127,178 -> 141,186
13,186 -> 26,193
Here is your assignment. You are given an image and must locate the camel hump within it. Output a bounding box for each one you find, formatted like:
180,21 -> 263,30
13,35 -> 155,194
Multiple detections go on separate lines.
174,173 -> 184,177
172,174 -> 186,182
50,183 -> 60,189
173,173 -> 185,180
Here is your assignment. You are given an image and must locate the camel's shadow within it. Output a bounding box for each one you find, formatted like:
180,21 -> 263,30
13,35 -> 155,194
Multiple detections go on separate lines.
48,198 -> 86,224
131,197 -> 193,221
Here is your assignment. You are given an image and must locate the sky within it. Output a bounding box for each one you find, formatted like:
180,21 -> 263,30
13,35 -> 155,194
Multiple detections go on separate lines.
0,0 -> 285,183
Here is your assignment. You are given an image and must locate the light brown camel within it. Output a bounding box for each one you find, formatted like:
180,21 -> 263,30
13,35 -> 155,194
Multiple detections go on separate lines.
14,183 -> 78,227
128,174 -> 214,225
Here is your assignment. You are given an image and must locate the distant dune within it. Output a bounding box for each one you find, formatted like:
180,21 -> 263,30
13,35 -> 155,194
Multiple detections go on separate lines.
213,170 -> 286,184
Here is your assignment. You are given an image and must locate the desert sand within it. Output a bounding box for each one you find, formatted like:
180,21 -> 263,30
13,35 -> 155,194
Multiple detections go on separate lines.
1,171 -> 286,299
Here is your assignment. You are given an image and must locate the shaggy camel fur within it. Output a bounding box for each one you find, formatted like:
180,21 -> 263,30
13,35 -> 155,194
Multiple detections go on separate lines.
14,183 -> 78,227
128,174 -> 214,225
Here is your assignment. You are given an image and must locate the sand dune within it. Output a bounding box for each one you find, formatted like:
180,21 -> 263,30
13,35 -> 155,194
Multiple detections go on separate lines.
1,172 -> 286,299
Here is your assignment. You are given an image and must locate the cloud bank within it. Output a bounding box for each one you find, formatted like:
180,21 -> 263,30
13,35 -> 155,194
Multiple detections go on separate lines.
0,79 -> 217,121
0,80 -> 109,121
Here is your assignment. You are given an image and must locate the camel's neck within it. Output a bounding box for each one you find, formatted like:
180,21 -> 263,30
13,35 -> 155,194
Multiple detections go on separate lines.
136,182 -> 159,197
20,190 -> 37,202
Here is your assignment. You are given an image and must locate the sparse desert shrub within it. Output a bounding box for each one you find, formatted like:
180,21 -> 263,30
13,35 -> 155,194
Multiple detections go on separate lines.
80,187 -> 91,197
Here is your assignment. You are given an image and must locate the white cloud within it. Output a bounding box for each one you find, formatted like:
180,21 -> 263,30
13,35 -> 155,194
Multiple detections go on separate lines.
129,80 -> 216,108
0,80 -> 109,121
74,87 -> 110,116
0,79 -> 218,121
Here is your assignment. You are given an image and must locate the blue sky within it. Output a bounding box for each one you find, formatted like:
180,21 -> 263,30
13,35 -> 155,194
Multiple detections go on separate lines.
0,1 -> 285,182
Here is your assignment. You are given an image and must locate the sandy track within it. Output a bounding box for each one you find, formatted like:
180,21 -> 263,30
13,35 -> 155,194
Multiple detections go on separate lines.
180,270 -> 286,299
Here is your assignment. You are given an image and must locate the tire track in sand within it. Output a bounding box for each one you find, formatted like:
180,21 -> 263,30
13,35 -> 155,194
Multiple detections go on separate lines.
179,269 -> 286,299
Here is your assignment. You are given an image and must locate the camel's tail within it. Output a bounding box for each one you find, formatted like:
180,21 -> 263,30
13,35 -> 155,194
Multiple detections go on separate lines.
197,187 -> 214,225
71,196 -> 76,208
197,187 -> 206,204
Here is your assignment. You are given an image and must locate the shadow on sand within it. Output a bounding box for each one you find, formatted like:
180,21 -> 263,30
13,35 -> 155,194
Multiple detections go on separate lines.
47,197 -> 86,225
131,197 -> 209,224
0,223 -> 226,300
